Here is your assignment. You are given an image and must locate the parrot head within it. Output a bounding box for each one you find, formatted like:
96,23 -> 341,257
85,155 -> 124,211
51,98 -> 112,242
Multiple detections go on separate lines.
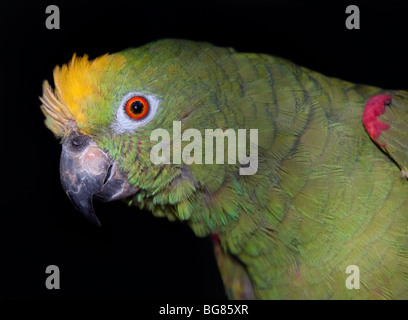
40,40 -> 234,226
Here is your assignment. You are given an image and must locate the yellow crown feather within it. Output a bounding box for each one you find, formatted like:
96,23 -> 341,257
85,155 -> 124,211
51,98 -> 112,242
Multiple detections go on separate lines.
40,53 -> 125,137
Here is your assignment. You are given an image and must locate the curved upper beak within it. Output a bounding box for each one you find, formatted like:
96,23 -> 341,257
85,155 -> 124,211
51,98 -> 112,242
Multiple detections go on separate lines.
60,132 -> 138,226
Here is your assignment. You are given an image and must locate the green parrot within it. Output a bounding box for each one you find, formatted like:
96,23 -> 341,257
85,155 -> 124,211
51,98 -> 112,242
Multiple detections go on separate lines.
40,39 -> 408,299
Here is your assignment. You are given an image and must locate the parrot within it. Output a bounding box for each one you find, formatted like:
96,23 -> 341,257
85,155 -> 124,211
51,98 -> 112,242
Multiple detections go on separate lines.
39,39 -> 408,300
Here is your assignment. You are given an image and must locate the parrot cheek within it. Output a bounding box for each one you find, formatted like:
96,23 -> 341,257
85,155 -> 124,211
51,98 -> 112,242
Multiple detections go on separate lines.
59,132 -> 138,226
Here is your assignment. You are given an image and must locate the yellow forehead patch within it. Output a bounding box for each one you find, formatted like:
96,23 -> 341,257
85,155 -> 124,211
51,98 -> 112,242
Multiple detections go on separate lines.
40,53 -> 126,137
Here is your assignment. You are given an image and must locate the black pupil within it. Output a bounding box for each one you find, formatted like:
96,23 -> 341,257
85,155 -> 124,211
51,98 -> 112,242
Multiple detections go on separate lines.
131,100 -> 144,114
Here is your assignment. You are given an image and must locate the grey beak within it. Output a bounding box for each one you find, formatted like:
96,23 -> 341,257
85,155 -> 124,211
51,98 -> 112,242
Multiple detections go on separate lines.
60,132 -> 138,226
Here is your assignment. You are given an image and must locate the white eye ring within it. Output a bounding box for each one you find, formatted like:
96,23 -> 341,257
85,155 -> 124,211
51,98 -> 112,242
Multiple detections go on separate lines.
112,91 -> 161,134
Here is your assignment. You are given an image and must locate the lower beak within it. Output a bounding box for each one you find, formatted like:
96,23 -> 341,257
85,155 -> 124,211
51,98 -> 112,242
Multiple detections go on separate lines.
59,132 -> 138,226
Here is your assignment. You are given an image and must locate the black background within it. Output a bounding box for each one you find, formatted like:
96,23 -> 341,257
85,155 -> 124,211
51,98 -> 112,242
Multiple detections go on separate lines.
1,0 -> 407,299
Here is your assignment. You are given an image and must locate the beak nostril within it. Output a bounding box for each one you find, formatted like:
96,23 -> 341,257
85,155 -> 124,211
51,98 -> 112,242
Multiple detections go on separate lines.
66,132 -> 90,153
72,138 -> 80,146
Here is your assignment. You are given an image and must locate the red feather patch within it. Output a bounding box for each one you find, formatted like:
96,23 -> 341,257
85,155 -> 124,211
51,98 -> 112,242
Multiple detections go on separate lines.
362,94 -> 391,145
211,233 -> 220,245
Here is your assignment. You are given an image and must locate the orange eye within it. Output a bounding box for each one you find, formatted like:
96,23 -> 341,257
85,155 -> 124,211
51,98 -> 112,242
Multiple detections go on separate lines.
125,96 -> 149,120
